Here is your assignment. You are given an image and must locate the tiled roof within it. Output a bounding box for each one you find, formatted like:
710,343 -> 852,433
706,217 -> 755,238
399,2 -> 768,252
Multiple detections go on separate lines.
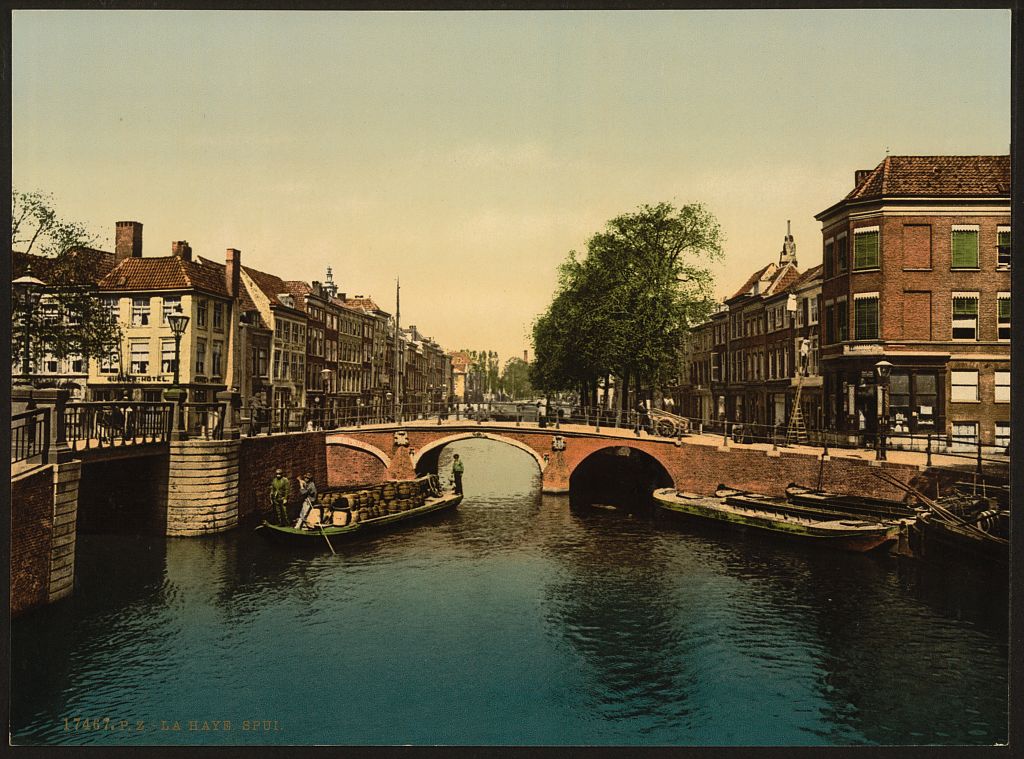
283,280 -> 313,312
845,155 -> 1010,201
196,255 -> 260,313
767,264 -> 802,296
241,265 -> 305,315
98,255 -> 230,296
790,263 -> 823,289
13,247 -> 116,285
727,263 -> 774,301
341,296 -> 386,314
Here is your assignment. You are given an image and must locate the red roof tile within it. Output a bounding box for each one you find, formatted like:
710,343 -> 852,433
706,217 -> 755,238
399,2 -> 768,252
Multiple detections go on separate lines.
98,255 -> 230,296
241,265 -> 306,317
13,247 -> 116,285
845,155 -> 1010,201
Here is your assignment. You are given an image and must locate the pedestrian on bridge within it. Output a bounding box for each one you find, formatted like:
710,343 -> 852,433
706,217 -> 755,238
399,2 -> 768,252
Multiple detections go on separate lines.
270,468 -> 291,525
451,454 -> 465,495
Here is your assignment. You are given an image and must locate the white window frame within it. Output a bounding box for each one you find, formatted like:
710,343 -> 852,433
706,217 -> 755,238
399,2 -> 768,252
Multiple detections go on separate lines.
950,224 -> 980,270
996,225 -> 1011,269
995,421 -> 1010,450
997,292 -> 1010,342
161,296 -> 182,325
195,338 -> 207,375
995,370 -> 1010,403
951,292 -> 980,341
161,338 -> 175,373
853,226 -> 880,271
951,421 -> 979,452
853,291 -> 879,341
131,297 -> 150,326
129,339 -> 150,374
950,370 -> 979,402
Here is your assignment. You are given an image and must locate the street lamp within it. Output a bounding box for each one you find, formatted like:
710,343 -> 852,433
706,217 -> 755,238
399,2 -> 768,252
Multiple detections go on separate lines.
13,269 -> 44,381
166,306 -> 190,386
874,360 -> 893,461
385,391 -> 393,423
320,368 -> 332,427
166,305 -> 190,438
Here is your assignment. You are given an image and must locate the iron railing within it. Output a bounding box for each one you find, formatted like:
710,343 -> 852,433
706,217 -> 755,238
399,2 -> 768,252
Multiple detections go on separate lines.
64,401 -> 174,449
11,407 -> 50,465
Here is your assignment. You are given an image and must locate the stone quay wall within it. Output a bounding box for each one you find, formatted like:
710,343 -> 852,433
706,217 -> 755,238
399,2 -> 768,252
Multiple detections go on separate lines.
237,431 -> 328,523
166,439 -> 240,536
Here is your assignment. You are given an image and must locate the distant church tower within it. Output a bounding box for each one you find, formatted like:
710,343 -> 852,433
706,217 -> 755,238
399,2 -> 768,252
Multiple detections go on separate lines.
324,266 -> 338,298
779,220 -> 797,267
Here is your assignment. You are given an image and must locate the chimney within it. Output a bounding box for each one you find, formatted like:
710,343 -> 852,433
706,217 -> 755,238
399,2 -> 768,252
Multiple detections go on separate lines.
524,350 -> 528,362
171,241 -> 192,262
225,248 -> 241,299
115,221 -> 143,262
854,169 -> 872,187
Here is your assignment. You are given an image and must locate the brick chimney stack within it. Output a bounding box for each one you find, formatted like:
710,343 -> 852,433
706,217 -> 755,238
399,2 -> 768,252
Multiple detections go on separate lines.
171,241 -> 193,262
855,169 -> 873,187
115,221 -> 143,263
225,249 -> 241,299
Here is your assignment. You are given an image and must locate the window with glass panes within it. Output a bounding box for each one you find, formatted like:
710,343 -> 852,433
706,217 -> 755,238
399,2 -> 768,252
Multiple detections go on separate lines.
997,227 -> 1011,267
213,302 -> 224,330
824,239 -> 834,278
130,340 -> 149,373
197,299 -> 208,327
890,371 -> 910,429
131,298 -> 150,326
837,299 -> 849,341
162,296 -> 181,324
951,226 -> 979,269
825,304 -> 835,344
995,371 -> 1009,403
853,295 -> 878,340
950,370 -> 978,402
161,338 -> 175,373
914,374 -> 937,429
196,339 -> 206,374
952,295 -> 979,340
836,234 -> 848,272
995,422 -> 1010,450
998,295 -> 1010,340
100,345 -> 120,373
212,341 -> 223,376
853,228 -> 879,270
951,422 -> 978,451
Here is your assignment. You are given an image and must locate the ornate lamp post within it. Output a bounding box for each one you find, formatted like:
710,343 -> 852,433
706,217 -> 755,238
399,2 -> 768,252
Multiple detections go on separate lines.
165,305 -> 190,439
874,360 -> 893,461
321,368 -> 332,427
385,391 -> 393,424
13,269 -> 45,384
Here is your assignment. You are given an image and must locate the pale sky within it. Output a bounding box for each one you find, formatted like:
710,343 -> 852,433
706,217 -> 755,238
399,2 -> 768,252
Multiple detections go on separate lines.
12,9 -> 1011,363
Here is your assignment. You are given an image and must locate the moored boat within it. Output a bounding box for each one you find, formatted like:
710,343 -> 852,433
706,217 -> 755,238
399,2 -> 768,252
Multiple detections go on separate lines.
785,483 -> 918,521
655,487 -> 901,553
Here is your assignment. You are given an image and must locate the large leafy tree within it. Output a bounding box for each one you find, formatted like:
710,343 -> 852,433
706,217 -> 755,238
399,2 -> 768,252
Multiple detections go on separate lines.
11,190 -> 122,373
531,201 -> 722,407
500,356 -> 533,400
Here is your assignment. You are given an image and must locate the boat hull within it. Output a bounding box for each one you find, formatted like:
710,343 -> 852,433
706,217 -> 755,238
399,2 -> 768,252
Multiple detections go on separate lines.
655,488 -> 900,553
914,515 -> 1008,567
256,492 -> 463,546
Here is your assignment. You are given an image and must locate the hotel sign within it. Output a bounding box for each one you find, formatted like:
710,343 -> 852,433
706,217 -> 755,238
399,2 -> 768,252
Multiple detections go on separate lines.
105,375 -> 172,383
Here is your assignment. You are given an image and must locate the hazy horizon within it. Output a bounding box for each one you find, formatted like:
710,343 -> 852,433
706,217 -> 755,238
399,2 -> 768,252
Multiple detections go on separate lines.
12,9 -> 1010,364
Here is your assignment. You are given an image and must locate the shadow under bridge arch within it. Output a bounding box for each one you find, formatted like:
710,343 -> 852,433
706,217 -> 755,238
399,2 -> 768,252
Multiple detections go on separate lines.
412,431 -> 547,478
568,444 -> 674,510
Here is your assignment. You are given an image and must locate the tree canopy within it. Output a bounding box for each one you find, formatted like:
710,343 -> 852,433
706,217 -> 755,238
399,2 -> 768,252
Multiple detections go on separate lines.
11,190 -> 121,371
530,201 -> 723,404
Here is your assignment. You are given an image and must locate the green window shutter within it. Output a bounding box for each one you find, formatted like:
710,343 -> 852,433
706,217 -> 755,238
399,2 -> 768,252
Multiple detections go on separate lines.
854,298 -> 878,340
853,231 -> 879,269
951,230 -> 979,268
998,298 -> 1011,320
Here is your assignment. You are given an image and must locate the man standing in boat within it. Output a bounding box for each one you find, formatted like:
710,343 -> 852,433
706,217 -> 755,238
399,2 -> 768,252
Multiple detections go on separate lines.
270,468 -> 291,525
294,472 -> 319,528
451,454 -> 464,495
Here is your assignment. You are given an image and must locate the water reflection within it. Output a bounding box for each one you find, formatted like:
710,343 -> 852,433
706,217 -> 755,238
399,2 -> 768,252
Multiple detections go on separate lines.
10,438 -> 1008,746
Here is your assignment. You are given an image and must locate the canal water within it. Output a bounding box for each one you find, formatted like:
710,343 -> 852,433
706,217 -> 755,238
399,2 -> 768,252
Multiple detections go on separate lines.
11,439 -> 1008,746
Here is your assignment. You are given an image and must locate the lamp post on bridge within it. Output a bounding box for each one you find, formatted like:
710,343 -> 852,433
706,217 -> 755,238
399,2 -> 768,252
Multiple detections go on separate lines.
13,268 -> 44,387
165,305 -> 190,440
874,359 -> 892,461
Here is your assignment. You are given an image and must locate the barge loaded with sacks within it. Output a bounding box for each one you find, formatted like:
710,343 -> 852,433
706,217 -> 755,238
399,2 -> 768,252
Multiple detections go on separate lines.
256,475 -> 462,546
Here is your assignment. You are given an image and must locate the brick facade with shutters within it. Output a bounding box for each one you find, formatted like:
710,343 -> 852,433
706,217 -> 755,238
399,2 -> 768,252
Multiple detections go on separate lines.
816,156 -> 1010,447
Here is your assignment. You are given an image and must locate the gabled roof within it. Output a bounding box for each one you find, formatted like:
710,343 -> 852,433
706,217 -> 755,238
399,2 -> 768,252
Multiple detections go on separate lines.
241,265 -> 306,316
727,263 -> 775,302
195,255 -> 260,313
98,255 -> 230,296
845,155 -> 1010,201
283,280 -> 313,313
790,263 -> 823,289
13,247 -> 117,285
341,296 -> 388,316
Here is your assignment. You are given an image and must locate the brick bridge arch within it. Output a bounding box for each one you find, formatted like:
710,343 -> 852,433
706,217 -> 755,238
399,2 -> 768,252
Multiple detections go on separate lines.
325,426 -> 684,494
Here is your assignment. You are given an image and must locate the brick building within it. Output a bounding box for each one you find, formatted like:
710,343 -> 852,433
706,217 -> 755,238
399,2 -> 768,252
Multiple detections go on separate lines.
815,155 -> 1010,448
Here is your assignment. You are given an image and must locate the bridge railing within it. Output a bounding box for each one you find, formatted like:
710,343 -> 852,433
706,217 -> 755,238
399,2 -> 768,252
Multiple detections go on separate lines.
11,407 -> 50,466
64,401 -> 174,450
182,402 -> 226,440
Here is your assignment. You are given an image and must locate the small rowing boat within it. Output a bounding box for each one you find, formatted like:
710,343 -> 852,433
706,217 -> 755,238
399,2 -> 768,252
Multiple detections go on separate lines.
256,491 -> 463,546
654,487 -> 901,553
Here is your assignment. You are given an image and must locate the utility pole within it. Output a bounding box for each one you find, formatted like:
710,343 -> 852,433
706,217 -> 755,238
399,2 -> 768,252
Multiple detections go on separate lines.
393,278 -> 401,423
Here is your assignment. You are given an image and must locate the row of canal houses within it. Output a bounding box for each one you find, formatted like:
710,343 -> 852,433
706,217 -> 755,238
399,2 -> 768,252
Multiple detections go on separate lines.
13,222 -> 453,421
677,154 -> 1011,448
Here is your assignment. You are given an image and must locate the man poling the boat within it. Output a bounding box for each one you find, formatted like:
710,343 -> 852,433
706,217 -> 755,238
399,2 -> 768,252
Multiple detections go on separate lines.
294,472 -> 319,529
451,454 -> 464,496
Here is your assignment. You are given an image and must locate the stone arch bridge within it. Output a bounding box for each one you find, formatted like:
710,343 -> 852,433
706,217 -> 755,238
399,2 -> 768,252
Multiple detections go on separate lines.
324,421 -> 935,499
